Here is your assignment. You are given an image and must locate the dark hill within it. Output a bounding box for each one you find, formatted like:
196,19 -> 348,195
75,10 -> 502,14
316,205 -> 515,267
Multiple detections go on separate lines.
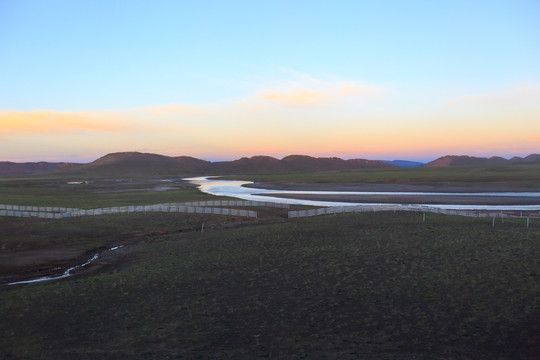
213,156 -> 283,173
424,155 -> 508,167
424,154 -> 540,167
214,155 -> 396,173
6,152 -> 539,177
279,155 -> 395,171
510,154 -> 540,163
88,152 -> 177,167
345,158 -> 397,169
74,152 -> 212,176
1,152 -> 397,177
0,161 -> 78,177
281,155 -> 349,171
174,156 -> 214,172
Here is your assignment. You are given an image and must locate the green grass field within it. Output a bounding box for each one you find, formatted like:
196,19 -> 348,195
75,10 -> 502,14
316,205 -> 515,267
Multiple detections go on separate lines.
1,211 -> 538,359
228,163 -> 540,189
0,178 -> 221,208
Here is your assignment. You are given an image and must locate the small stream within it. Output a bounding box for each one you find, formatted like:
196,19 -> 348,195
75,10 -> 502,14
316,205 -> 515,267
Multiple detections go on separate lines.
6,245 -> 124,286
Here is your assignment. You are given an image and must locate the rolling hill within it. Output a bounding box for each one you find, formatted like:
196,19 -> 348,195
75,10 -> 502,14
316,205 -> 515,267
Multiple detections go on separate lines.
213,155 -> 396,174
3,152 -> 540,178
424,154 -> 540,167
0,161 -> 78,177
1,152 -> 396,177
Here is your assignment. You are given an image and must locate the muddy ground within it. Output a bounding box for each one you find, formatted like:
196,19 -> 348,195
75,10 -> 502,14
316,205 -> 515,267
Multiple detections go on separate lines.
0,208 -> 289,287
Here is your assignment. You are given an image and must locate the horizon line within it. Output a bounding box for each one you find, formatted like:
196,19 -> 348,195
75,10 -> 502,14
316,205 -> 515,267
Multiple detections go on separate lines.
2,151 -> 539,165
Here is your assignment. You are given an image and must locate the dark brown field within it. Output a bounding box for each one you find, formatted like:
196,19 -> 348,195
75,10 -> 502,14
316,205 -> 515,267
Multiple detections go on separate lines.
1,211 -> 539,359
1,171 -> 539,359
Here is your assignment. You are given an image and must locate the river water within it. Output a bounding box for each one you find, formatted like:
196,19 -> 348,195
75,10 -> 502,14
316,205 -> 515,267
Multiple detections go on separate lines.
6,179 -> 538,286
185,177 -> 540,210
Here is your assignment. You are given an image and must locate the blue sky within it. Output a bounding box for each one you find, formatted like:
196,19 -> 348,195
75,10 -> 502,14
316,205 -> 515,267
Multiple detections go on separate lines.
1,0 -> 539,162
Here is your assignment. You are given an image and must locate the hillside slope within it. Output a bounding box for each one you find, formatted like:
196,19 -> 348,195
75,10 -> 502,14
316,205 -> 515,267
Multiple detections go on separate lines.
71,152 -> 212,177
424,154 -> 540,167
0,161 -> 78,177
4,152 -> 539,178
1,152 -> 396,177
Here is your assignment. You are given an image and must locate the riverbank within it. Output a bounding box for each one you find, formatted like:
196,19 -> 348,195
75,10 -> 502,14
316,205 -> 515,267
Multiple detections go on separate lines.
244,181 -> 540,193
258,192 -> 540,206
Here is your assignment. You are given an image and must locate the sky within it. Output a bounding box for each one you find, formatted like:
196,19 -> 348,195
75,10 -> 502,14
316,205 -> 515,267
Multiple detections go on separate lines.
1,0 -> 539,163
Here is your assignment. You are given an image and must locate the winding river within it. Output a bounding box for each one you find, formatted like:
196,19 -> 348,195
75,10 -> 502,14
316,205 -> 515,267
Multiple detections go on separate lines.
186,177 -> 540,211
7,178 -> 539,286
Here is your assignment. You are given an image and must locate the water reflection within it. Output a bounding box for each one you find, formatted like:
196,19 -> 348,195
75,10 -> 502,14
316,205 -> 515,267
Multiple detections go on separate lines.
185,176 -> 540,210
6,245 -> 124,286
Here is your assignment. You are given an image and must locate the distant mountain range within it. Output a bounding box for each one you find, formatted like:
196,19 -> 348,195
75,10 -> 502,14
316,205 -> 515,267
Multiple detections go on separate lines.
0,161 -> 79,176
424,154 -> 540,167
1,152 -> 539,177
0,152 -> 396,177
382,160 -> 424,167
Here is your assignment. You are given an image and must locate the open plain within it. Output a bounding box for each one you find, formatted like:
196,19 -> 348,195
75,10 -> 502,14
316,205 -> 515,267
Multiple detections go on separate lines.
0,168 -> 539,359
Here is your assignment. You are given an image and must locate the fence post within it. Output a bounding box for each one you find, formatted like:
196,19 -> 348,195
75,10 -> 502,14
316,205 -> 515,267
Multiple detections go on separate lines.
527,217 -> 530,228
492,216 -> 495,228
201,223 -> 204,233
423,213 -> 425,223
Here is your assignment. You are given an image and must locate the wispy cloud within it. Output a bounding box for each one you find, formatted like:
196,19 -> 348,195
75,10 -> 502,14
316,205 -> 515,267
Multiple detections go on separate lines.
126,74 -> 385,117
254,78 -> 383,106
0,109 -> 126,134
258,89 -> 327,105
136,104 -> 210,116
446,83 -> 540,107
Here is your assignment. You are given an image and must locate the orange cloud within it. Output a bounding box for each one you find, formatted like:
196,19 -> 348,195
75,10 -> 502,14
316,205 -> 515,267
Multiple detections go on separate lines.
0,109 -> 126,134
255,80 -> 383,105
259,89 -> 326,105
136,104 -> 210,116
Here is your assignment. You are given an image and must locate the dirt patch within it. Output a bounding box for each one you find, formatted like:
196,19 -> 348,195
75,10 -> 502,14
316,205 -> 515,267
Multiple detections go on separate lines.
0,243 -> 144,287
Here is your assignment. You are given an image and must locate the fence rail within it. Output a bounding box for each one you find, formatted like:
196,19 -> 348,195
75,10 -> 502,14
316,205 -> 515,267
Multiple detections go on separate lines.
177,200 -> 289,208
288,204 -> 540,220
3,200 -> 536,222
0,201 -> 267,219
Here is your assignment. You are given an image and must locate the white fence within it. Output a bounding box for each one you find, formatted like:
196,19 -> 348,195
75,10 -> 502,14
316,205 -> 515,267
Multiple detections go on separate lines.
4,200 -> 534,222
0,201 -> 266,219
176,200 -> 289,208
288,204 -> 539,220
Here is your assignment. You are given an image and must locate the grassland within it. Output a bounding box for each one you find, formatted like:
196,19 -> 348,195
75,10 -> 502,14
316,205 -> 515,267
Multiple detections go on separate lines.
228,163 -> 540,189
1,172 -> 539,359
1,211 -> 539,359
0,179 -> 266,283
0,178 -> 221,208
